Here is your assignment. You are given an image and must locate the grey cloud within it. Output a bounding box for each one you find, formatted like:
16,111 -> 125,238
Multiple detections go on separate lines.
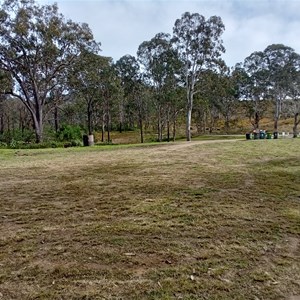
37,0 -> 300,66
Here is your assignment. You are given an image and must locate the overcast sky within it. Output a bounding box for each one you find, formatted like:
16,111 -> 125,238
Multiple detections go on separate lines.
37,0 -> 300,67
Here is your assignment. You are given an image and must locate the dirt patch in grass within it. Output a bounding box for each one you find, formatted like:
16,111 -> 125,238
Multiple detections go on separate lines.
0,139 -> 299,299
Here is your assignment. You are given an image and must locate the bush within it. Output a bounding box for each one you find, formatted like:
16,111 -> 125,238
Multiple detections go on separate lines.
26,142 -> 65,149
0,141 -> 8,148
57,125 -> 82,142
9,139 -> 20,149
7,140 -> 66,149
1,129 -> 35,144
64,140 -> 83,148
70,139 -> 83,147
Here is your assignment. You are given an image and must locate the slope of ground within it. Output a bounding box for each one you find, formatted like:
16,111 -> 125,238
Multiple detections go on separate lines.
0,139 -> 299,299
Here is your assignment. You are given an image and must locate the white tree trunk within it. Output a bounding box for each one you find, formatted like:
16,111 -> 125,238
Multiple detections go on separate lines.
186,78 -> 195,141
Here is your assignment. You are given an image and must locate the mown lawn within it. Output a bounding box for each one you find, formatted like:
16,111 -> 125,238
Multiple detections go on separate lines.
0,139 -> 299,299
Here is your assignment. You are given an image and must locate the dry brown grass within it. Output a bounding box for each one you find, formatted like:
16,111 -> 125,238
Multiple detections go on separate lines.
0,139 -> 299,299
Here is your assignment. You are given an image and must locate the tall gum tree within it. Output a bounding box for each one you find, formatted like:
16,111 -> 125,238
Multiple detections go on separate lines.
284,68 -> 300,137
197,64 -> 239,133
266,45 -> 300,132
115,55 -> 140,133
0,0 -> 100,143
101,60 -> 122,143
115,55 -> 146,141
235,60 -> 268,130
137,33 -> 181,142
68,52 -> 111,137
172,12 -> 225,141
242,44 -> 300,132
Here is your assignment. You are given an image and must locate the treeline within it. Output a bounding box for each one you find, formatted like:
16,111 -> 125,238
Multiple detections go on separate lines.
0,0 -> 299,147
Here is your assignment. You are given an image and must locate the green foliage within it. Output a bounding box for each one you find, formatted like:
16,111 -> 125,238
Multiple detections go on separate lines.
6,140 -> 65,149
9,139 -> 17,149
63,139 -> 83,148
172,12 -> 225,141
57,124 -> 82,142
1,125 -> 84,149
0,0 -> 100,143
0,129 -> 35,144
241,44 -> 300,130
0,141 -> 8,148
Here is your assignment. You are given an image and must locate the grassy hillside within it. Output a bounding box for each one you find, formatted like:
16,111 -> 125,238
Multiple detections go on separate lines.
0,139 -> 299,299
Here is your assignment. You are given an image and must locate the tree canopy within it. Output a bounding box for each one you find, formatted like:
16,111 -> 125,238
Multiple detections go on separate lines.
0,0 -> 100,142
172,12 -> 225,141
0,1 -> 300,146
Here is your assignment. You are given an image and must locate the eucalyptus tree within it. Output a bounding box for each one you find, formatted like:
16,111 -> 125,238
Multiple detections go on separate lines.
46,78 -> 68,134
0,70 -> 16,138
216,66 -> 240,132
292,99 -> 300,138
242,44 -> 300,132
100,59 -> 122,143
137,32 -> 181,142
0,95 -> 32,141
68,51 -> 110,137
115,54 -> 148,142
234,62 -> 267,130
194,70 -> 215,133
172,12 -> 225,141
162,79 -> 185,141
0,70 -> 11,94
263,44 -> 300,131
0,98 -> 4,135
284,70 -> 300,137
0,71 -> 9,134
284,97 -> 300,138
115,54 -> 140,131
0,0 -> 100,143
197,65 -> 239,133
133,82 -> 149,143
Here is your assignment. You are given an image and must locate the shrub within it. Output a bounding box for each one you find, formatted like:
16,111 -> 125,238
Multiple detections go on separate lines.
25,142 -> 65,149
1,129 -> 35,144
0,141 -> 8,148
57,125 -> 82,142
9,139 -> 20,149
70,139 -> 83,147
7,141 -> 66,149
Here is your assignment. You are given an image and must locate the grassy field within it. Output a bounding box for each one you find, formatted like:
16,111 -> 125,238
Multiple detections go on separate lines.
0,138 -> 299,299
